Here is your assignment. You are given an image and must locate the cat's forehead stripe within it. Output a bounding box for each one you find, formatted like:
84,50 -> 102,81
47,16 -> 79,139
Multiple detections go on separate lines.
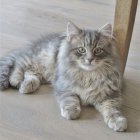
84,32 -> 95,47
85,35 -> 89,46
89,32 -> 93,46
83,32 -> 88,46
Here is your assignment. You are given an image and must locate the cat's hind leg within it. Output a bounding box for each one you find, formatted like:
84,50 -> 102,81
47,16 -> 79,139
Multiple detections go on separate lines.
9,65 -> 24,88
19,71 -> 40,94
0,57 -> 14,90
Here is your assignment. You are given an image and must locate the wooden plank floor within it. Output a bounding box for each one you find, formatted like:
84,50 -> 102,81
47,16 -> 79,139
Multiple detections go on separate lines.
0,0 -> 140,140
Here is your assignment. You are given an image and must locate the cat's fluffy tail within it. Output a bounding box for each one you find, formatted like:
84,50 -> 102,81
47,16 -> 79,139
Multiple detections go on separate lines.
0,56 -> 14,90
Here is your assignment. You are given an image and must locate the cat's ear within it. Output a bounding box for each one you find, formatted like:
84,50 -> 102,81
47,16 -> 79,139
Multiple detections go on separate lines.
66,22 -> 81,41
98,23 -> 112,36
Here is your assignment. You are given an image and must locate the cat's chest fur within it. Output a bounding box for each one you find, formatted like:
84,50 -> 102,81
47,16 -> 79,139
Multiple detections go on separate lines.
70,71 -> 118,105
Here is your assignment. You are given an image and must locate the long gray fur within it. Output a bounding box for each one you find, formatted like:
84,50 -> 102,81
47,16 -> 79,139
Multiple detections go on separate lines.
0,22 -> 127,132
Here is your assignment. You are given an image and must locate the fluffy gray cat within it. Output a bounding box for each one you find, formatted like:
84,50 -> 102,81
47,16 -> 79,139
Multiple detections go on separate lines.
0,22 -> 127,131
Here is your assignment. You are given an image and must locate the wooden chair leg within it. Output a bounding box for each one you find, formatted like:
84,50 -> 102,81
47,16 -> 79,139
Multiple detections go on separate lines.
113,0 -> 138,72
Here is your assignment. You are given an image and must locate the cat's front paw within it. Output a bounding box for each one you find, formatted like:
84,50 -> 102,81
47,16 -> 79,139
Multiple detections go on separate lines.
61,105 -> 81,120
107,115 -> 127,132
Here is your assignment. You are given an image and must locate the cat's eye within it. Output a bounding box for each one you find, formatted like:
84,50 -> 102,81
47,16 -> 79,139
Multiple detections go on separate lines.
94,48 -> 103,55
78,47 -> 86,54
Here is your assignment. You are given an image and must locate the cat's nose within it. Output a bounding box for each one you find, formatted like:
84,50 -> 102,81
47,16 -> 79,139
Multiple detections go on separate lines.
88,58 -> 93,63
85,58 -> 93,64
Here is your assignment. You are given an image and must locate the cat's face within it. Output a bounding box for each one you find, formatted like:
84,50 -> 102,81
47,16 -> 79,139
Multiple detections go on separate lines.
66,22 -> 115,71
